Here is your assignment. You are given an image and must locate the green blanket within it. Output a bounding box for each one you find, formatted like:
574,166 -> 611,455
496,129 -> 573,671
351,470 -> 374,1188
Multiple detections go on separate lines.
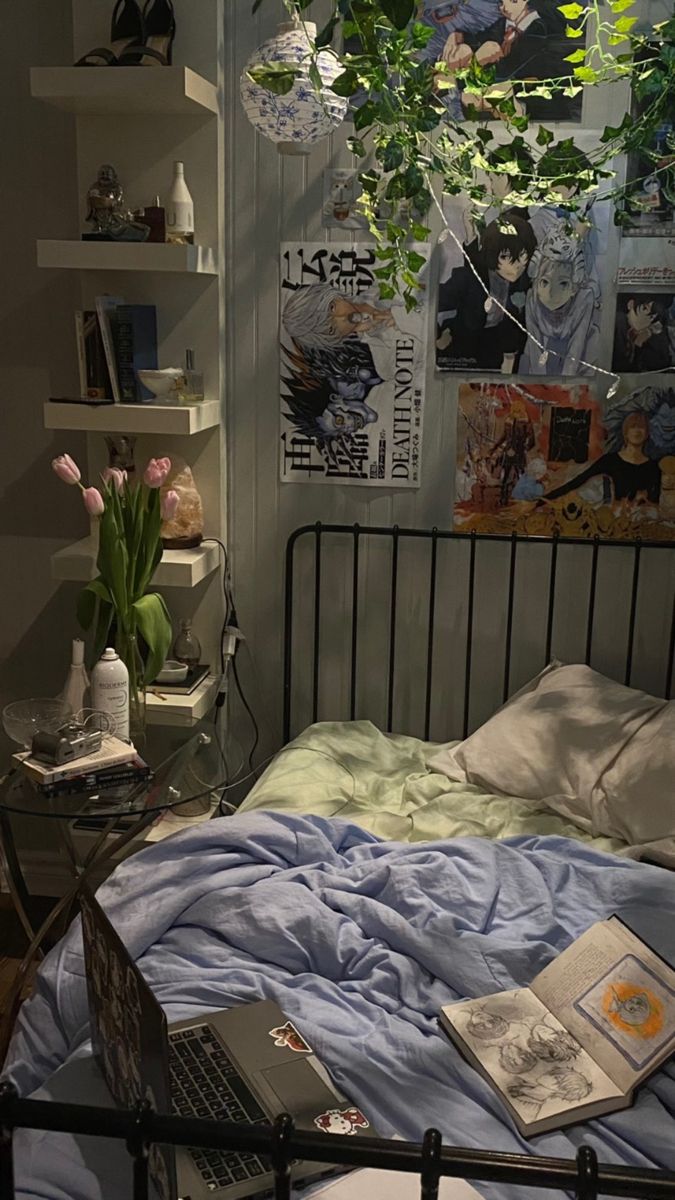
238,720 -> 627,853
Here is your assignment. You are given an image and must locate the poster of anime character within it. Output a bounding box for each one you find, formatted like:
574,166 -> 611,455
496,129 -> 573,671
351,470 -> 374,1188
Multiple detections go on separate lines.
419,0 -> 583,122
612,292 -> 675,373
622,50 -> 675,237
437,195 -> 608,375
280,243 -> 429,485
454,381 -> 675,540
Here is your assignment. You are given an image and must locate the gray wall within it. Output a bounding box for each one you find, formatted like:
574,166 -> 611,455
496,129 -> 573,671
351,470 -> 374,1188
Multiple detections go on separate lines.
0,0 -> 86,758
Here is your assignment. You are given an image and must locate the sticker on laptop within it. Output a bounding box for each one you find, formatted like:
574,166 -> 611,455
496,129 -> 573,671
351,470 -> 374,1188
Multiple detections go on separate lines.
314,1107 -> 370,1135
268,1021 -> 312,1053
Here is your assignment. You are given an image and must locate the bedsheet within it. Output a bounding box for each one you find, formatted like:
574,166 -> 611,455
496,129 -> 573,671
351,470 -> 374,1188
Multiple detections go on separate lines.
238,721 -> 628,854
5,813 -> 675,1200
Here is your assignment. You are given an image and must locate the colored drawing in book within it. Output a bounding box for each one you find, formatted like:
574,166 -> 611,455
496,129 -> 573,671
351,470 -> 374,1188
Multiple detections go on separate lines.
280,243 -> 428,487
454,381 -> 675,540
419,0 -> 583,122
437,195 -> 608,375
612,292 -> 675,374
574,954 -> 675,1071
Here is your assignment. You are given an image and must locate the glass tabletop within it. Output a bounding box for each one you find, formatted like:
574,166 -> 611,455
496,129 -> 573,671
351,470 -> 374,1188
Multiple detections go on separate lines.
0,720 -> 230,820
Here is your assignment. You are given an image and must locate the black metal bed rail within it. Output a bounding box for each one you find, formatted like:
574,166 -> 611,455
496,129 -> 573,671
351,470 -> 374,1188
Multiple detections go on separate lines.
3,1086 -> 675,1200
283,523 -> 675,744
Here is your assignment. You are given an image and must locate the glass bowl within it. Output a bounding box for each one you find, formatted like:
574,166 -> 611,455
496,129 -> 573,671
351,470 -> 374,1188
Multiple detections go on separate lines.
2,698 -> 73,749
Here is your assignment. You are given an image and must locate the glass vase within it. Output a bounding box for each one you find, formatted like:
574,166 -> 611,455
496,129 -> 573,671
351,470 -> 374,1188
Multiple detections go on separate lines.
115,630 -> 146,744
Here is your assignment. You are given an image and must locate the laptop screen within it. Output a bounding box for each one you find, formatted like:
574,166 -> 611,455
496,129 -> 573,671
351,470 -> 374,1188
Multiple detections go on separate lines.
79,883 -> 177,1200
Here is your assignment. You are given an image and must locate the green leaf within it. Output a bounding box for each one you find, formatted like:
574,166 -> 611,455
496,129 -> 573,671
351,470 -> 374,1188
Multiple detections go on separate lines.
247,64 -> 298,96
378,138 -> 404,171
347,135 -> 366,157
573,65 -> 598,81
411,221 -> 431,239
564,48 -> 587,62
536,125 -> 554,146
614,14 -> 637,31
609,0 -> 635,9
316,15 -> 339,47
380,0 -> 415,29
558,3 -> 584,17
564,23 -> 584,37
308,63 -> 322,94
132,592 -> 172,685
331,69 -> 359,96
76,577 -> 112,631
353,99 -> 377,131
406,249 -> 426,270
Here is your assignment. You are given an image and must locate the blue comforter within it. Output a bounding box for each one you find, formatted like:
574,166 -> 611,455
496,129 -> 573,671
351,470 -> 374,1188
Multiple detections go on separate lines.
5,812 -> 675,1200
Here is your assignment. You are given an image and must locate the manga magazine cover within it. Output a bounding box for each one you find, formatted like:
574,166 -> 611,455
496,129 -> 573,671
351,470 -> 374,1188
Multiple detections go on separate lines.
280,243 -> 429,486
454,381 -> 675,540
437,194 -> 609,375
612,292 -> 675,374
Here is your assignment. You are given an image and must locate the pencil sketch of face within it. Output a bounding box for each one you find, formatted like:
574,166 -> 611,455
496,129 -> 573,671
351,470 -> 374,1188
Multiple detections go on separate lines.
499,1041 -> 538,1074
466,1008 -> 510,1041
609,988 -> 652,1027
528,1023 -> 581,1063
507,1066 -> 592,1111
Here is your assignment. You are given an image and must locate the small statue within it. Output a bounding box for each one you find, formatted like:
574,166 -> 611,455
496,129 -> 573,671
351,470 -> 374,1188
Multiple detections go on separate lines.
105,435 -> 137,475
85,165 -> 149,242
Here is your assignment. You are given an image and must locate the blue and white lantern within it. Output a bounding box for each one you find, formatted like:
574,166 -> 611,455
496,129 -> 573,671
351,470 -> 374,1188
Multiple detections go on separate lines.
240,21 -> 348,155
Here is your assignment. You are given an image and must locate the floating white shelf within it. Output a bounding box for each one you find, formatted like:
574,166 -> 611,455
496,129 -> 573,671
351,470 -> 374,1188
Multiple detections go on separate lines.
51,537 -> 220,587
30,66 -> 218,117
44,399 -> 220,435
37,240 -> 218,274
146,675 -> 219,726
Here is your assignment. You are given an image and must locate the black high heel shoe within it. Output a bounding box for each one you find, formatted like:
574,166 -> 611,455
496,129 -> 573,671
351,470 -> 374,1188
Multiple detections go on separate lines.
75,0 -> 144,66
118,0 -> 176,66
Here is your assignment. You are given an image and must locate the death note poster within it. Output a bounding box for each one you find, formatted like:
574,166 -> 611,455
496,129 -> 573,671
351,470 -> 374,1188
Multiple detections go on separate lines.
279,243 -> 429,486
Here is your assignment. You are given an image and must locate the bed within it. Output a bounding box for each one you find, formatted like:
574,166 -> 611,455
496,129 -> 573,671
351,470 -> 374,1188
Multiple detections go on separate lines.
3,524 -> 675,1200
5,811 -> 675,1200
240,523 -> 675,864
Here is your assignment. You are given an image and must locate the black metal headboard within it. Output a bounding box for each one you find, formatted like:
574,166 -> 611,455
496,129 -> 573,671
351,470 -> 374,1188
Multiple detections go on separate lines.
283,524 -> 675,744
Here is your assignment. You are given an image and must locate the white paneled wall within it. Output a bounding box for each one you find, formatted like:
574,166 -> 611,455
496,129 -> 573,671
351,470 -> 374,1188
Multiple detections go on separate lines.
224,2 -> 674,756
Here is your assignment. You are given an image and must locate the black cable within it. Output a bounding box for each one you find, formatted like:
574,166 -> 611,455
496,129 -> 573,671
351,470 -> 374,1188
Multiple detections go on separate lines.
232,655 -> 260,773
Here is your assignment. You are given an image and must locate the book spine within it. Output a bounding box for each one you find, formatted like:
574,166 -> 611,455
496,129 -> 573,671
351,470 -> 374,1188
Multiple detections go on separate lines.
37,767 -> 152,799
82,310 -> 112,398
114,311 -> 139,402
75,311 -> 87,397
96,298 -> 122,403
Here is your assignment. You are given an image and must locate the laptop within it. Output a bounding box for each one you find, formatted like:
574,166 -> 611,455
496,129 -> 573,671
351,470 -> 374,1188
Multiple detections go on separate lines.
79,884 -> 373,1200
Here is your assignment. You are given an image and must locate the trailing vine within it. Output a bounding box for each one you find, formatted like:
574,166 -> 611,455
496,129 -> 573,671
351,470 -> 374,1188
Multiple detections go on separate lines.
250,0 -> 675,307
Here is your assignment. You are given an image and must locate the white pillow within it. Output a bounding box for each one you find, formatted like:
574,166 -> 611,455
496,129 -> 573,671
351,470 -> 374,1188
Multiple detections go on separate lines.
428,663 -> 675,845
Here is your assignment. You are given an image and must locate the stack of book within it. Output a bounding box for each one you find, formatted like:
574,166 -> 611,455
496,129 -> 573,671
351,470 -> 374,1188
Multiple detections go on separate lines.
75,295 -> 157,404
14,737 -> 152,801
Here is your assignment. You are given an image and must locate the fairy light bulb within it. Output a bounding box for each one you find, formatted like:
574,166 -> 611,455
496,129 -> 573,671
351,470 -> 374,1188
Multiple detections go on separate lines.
538,350 -> 549,366
484,297 -> 493,313
606,379 -> 620,400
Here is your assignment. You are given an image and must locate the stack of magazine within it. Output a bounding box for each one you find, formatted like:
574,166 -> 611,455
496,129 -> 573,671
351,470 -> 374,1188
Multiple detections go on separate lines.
75,295 -> 157,404
14,737 -> 152,801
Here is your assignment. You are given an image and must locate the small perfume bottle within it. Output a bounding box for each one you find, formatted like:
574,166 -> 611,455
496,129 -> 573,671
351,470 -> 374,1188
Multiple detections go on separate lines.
173,619 -> 202,668
166,161 -> 194,245
177,349 -> 204,404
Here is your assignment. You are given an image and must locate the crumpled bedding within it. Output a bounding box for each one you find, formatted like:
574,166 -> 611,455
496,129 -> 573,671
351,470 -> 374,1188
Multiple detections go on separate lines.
4,812 -> 675,1200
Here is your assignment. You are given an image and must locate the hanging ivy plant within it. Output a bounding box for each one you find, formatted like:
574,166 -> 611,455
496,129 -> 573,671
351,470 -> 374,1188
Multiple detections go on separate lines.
250,0 -> 675,306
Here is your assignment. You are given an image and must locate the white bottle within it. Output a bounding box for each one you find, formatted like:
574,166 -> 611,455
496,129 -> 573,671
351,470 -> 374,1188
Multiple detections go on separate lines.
91,647 -> 129,742
166,161 -> 194,245
60,638 -> 90,717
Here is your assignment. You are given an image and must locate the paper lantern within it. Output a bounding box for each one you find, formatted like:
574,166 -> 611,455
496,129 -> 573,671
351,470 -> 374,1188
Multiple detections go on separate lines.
240,21 -> 348,155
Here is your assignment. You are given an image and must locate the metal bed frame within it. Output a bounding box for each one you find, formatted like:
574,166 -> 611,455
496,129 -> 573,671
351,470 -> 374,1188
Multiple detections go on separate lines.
284,523 -> 675,742
2,1083 -> 675,1200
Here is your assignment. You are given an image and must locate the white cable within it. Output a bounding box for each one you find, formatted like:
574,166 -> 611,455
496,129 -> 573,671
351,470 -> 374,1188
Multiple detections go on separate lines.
429,184 -> 675,396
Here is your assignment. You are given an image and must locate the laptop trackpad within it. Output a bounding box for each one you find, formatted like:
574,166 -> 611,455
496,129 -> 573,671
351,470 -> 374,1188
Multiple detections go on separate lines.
261,1060 -> 335,1115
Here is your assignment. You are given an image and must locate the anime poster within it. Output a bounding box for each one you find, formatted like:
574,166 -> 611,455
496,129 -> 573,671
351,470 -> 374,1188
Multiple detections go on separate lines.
437,195 -> 609,376
612,292 -> 675,373
622,54 -> 674,237
454,381 -> 675,540
419,0 -> 583,122
280,243 -> 429,485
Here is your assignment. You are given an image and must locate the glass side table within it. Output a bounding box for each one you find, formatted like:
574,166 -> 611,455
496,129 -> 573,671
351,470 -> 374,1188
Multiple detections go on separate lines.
0,721 -> 228,1062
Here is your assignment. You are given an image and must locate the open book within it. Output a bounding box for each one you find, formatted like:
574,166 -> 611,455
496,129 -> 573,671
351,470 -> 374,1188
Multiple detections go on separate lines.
439,916 -> 675,1136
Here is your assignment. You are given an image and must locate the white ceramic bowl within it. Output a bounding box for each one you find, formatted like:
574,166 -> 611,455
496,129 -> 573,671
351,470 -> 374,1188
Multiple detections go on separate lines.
155,660 -> 189,684
137,368 -> 184,399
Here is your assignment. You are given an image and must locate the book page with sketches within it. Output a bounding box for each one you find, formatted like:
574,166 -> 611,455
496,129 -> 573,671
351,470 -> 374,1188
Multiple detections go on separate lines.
531,918 -> 675,1092
442,989 -> 622,1127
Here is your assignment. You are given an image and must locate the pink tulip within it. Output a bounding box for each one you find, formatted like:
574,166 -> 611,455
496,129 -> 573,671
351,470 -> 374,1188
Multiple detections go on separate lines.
143,457 -> 172,489
161,489 -> 179,521
52,454 -> 81,485
82,486 -> 104,516
101,467 -> 127,493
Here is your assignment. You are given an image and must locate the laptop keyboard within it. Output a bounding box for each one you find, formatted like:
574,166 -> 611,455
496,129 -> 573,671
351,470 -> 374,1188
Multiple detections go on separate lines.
169,1025 -> 268,1193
